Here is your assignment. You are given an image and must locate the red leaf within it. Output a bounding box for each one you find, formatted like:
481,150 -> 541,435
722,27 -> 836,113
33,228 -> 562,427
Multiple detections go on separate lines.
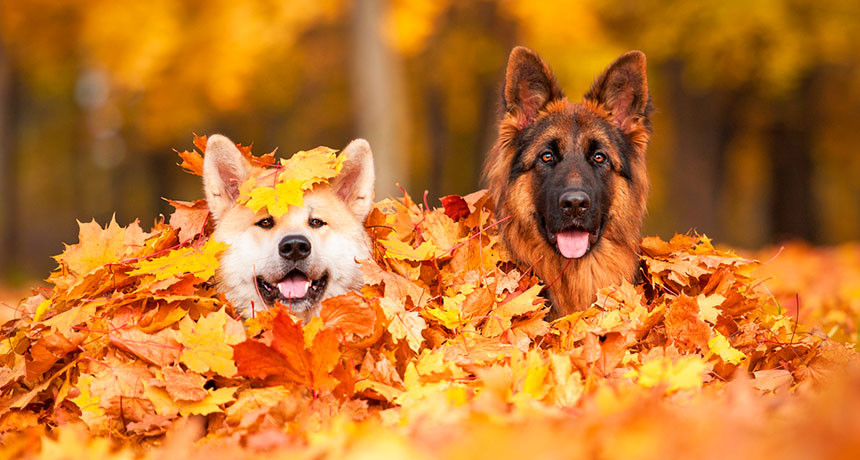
440,195 -> 470,221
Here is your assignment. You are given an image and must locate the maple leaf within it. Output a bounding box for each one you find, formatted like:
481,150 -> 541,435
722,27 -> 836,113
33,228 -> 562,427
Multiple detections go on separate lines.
708,333 -> 746,365
280,147 -> 345,187
319,292 -> 381,344
664,294 -> 712,351
236,146 -> 344,218
243,178 -> 305,218
440,195 -> 470,220
379,297 -> 427,353
483,284 -> 545,337
626,356 -> 711,393
54,217 -> 146,276
166,199 -> 209,242
177,149 -> 204,176
380,238 -> 441,261
178,309 -> 245,377
110,326 -> 181,367
129,239 -> 227,282
233,311 -> 340,392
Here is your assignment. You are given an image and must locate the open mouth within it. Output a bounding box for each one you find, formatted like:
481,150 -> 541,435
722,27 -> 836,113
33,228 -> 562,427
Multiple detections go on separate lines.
255,269 -> 329,310
545,219 -> 605,259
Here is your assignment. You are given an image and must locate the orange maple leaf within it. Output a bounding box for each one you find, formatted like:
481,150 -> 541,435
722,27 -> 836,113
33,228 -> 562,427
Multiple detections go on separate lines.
233,311 -> 340,392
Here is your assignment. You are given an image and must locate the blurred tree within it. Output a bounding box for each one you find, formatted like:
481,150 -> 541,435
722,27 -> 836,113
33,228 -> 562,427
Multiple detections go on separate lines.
599,0 -> 860,244
1,0 -> 859,282
0,41 -> 21,275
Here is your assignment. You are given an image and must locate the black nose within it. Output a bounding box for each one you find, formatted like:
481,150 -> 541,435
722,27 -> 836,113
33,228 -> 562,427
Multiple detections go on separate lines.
279,235 -> 311,260
559,190 -> 591,216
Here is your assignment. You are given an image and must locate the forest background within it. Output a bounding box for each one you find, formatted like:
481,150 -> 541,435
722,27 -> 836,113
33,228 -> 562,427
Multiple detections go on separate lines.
1,0 -> 859,285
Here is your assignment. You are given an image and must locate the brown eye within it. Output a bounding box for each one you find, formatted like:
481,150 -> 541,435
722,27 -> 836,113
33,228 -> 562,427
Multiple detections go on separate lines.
593,151 -> 607,164
256,217 -> 274,229
309,218 -> 326,229
540,150 -> 555,164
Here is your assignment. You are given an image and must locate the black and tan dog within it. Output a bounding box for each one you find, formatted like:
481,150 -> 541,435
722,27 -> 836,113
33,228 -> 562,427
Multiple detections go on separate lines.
483,47 -> 653,316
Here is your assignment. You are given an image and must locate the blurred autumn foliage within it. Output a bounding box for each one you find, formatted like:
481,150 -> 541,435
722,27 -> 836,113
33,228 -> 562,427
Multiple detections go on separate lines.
1,0 -> 859,283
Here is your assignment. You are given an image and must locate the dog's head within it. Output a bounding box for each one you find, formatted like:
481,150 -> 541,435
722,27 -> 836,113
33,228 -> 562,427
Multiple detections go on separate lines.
489,47 -> 652,259
202,135 -> 375,320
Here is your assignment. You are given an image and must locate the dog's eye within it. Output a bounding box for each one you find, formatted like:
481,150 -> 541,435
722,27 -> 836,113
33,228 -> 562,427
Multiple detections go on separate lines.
592,151 -> 607,164
539,150 -> 555,164
255,217 -> 274,229
308,218 -> 327,229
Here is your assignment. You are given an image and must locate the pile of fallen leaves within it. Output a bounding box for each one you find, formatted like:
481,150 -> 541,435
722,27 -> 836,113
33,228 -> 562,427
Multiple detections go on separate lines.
1,138 -> 858,459
752,243 -> 860,346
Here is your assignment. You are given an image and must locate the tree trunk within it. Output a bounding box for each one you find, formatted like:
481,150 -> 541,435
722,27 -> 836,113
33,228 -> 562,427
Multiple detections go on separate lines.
663,60 -> 736,240
350,0 -> 410,198
0,44 -> 21,275
767,73 -> 818,243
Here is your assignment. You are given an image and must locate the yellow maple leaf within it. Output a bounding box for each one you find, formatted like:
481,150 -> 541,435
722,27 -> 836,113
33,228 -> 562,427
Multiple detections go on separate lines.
243,178 -> 305,218
708,333 -> 746,364
236,147 -> 344,218
280,147 -> 345,188
70,373 -> 106,429
178,309 -> 245,376
626,356 -> 709,393
424,294 -> 464,330
55,217 -> 146,276
697,293 -> 725,324
129,239 -> 227,281
380,297 -> 426,353
381,238 -> 441,261
511,350 -> 550,402
177,387 -> 237,416
483,284 -> 544,337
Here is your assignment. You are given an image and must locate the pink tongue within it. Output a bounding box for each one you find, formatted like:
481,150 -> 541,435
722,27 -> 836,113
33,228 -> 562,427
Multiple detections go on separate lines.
278,273 -> 310,299
557,230 -> 590,259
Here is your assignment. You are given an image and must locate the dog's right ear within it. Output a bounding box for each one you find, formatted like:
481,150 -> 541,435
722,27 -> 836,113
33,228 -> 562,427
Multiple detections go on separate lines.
203,134 -> 252,222
332,139 -> 375,221
503,46 -> 564,127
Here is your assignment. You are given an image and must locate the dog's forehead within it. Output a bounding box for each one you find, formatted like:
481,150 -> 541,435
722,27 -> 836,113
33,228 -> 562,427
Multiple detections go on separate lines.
527,106 -> 613,152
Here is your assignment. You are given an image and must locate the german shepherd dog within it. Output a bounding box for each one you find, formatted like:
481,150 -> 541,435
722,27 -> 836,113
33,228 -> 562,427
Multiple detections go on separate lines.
483,47 -> 652,316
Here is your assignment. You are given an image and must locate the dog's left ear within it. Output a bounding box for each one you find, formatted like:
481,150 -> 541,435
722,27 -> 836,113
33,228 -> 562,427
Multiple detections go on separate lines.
203,134 -> 252,222
584,50 -> 651,134
332,139 -> 375,220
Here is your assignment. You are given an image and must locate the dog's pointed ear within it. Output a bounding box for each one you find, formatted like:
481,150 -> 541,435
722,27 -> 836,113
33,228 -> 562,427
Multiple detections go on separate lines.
584,50 -> 651,133
503,46 -> 564,126
332,139 -> 375,220
203,134 -> 252,222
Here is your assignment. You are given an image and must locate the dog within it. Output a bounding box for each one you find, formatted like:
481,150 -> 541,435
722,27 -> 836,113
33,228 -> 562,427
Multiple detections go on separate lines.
483,47 -> 653,317
202,134 -> 375,321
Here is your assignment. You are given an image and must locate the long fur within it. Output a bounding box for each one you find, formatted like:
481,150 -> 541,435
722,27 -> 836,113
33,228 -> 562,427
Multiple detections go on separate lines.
484,48 -> 653,316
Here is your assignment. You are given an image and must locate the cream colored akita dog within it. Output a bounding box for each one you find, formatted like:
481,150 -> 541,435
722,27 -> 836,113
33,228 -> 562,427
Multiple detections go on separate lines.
202,134 -> 374,321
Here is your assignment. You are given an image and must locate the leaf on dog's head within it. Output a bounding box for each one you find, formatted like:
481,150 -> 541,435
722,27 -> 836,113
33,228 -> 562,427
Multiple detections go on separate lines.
237,147 -> 345,218
281,147 -> 345,189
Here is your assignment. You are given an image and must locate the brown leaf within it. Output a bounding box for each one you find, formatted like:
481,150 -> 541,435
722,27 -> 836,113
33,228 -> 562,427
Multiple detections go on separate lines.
665,295 -> 711,352
319,292 -> 381,345
166,199 -> 210,243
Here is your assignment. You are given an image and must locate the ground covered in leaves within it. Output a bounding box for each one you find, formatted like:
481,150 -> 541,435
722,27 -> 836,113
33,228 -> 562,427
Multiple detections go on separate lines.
1,139 -> 859,459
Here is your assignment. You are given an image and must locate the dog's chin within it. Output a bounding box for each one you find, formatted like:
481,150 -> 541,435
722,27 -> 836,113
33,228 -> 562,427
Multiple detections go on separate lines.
255,269 -> 329,312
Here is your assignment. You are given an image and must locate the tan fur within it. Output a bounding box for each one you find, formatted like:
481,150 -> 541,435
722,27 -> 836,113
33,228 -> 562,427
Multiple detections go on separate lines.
203,135 -> 375,321
484,48 -> 652,316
